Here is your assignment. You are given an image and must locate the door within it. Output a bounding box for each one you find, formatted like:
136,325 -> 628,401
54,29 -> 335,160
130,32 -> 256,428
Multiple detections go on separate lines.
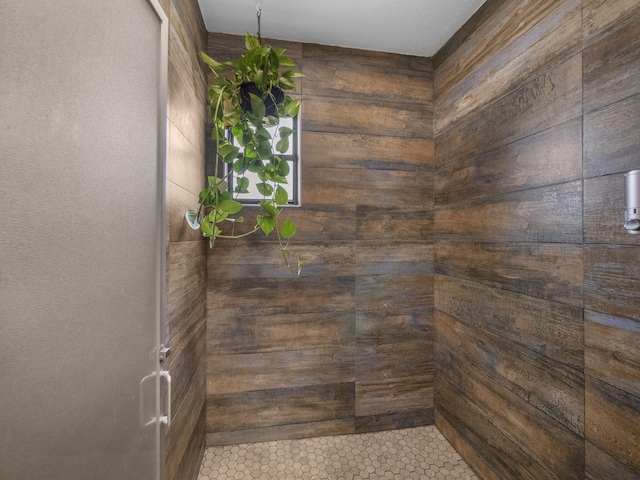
0,0 -> 168,479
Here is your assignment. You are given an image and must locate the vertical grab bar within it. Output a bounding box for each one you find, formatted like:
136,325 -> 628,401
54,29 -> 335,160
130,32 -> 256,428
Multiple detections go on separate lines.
159,370 -> 171,427
139,370 -> 171,427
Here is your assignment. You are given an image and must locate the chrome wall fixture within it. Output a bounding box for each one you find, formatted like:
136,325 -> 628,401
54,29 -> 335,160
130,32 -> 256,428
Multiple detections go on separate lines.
624,169 -> 640,234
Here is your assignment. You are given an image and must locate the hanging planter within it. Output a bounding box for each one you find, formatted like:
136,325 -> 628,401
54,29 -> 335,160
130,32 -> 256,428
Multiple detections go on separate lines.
240,82 -> 285,117
187,32 -> 305,275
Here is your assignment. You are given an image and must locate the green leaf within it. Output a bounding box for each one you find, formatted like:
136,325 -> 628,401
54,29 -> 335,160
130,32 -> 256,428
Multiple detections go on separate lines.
208,176 -> 228,193
256,182 -> 273,197
245,32 -> 261,51
199,51 -> 228,74
279,126 -> 294,137
276,137 -> 289,154
259,200 -> 279,217
257,215 -> 275,236
258,140 -> 273,159
218,198 -> 243,214
277,158 -> 290,177
275,185 -> 288,205
249,93 -> 266,120
279,77 -> 296,91
235,177 -> 250,193
278,55 -> 296,67
219,143 -> 240,163
285,98 -> 300,117
280,219 -> 296,238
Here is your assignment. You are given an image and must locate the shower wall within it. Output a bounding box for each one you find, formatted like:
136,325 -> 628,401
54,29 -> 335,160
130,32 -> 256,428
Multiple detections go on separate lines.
163,0 -> 208,479
433,0 -> 640,479
204,34 -> 434,446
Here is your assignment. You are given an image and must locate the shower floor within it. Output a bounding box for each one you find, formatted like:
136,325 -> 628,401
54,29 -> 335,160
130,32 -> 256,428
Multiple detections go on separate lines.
198,425 -> 478,480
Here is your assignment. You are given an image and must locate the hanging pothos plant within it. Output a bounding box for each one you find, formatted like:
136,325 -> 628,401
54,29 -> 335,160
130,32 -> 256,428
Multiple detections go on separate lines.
186,33 -> 305,275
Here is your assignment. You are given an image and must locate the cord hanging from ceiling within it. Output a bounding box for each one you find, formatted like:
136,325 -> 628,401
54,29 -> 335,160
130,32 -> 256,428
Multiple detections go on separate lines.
255,0 -> 263,44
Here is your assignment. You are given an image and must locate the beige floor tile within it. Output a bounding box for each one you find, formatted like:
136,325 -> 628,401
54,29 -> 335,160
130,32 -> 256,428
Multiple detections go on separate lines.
198,426 -> 478,479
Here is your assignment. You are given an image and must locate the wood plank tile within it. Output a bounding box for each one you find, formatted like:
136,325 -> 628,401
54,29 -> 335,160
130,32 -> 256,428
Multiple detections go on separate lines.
436,54 -> 582,164
169,322 -> 206,413
356,380 -> 433,418
584,245 -> 640,322
302,132 -> 433,171
435,181 -> 583,244
168,121 -> 205,196
284,204 -> 357,242
435,0 -> 581,134
206,418 -> 355,447
207,240 -> 355,279
435,275 -> 583,371
302,59 -> 431,103
584,174 -> 640,245
585,310 -> 640,398
586,441 -> 640,480
206,383 -> 355,433
437,334 -> 584,480
582,0 -> 640,45
169,403 -> 205,480
207,276 -> 355,316
207,346 -> 355,394
435,118 -> 582,205
302,96 -> 433,139
435,241 -> 583,307
356,206 -> 433,242
356,274 -> 433,311
356,339 -> 433,383
583,10 -> 640,113
207,310 -> 355,356
435,410 -> 501,480
167,360 -> 206,480
437,311 -> 584,436
586,376 -> 640,472
356,309 -> 433,346
355,409 -> 433,433
302,166 -> 433,207
435,373 -> 567,480
583,93 -> 640,178
302,42 -> 432,72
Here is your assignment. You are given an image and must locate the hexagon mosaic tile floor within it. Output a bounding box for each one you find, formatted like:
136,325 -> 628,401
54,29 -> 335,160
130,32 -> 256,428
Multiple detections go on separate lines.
198,425 -> 478,480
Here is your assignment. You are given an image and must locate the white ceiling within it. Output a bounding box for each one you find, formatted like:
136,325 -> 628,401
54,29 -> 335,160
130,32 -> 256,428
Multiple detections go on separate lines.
197,0 -> 486,57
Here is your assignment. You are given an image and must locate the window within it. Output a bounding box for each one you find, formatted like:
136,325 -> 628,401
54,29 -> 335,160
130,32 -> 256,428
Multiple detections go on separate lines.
226,115 -> 300,206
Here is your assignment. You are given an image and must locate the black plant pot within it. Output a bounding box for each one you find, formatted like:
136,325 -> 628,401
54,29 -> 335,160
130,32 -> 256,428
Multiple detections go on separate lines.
240,82 -> 285,117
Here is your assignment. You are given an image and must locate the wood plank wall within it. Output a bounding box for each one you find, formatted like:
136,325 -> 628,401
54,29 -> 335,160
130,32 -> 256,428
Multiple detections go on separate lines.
204,34 -> 434,446
434,0 -> 640,479
163,0 -> 208,479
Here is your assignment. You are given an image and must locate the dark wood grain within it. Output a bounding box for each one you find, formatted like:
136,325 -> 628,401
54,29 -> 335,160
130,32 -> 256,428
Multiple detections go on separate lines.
583,93 -> 640,178
437,311 -> 584,435
436,54 -> 582,164
435,118 -> 582,205
435,241 -> 583,307
302,132 -> 433,171
206,383 -> 355,433
303,96 -> 433,138
437,326 -> 584,480
582,0 -> 640,45
206,419 -> 355,447
436,343 -> 584,480
356,206 -> 433,242
586,441 -> 640,480
433,0 -> 506,70
583,10 -> 640,113
435,0 -> 582,134
584,174 -> 640,245
207,347 -> 355,394
585,310 -> 640,398
435,275 -> 583,372
586,376 -> 640,472
435,181 -> 583,243
584,245 -> 640,322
